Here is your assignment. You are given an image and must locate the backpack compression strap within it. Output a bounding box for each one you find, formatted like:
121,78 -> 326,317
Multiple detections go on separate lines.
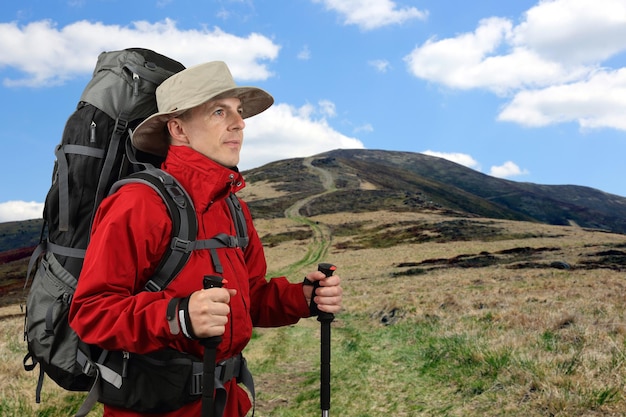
92,112 -> 130,221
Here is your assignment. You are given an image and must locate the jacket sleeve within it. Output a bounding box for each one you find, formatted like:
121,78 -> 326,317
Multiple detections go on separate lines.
240,202 -> 311,327
68,184 -> 178,354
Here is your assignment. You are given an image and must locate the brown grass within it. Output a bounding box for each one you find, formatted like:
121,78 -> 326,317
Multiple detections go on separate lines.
3,209 -> 626,415
253,210 -> 626,415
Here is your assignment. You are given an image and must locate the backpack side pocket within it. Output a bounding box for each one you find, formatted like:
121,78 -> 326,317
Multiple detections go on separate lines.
25,251 -> 93,391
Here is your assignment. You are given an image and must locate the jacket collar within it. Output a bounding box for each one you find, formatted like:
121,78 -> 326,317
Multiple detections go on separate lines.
162,145 -> 245,213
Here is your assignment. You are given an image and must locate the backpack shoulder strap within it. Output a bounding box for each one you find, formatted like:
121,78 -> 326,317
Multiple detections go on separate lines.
109,167 -> 197,292
108,167 -> 250,291
226,193 -> 249,249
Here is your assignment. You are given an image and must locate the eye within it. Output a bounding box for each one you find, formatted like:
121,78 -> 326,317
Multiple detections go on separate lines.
214,108 -> 225,116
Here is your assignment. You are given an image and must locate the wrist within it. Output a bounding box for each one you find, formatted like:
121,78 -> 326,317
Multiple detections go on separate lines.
177,296 -> 198,340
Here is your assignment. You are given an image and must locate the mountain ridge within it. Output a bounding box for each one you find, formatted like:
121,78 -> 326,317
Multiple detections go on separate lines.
242,148 -> 626,234
1,148 -> 625,254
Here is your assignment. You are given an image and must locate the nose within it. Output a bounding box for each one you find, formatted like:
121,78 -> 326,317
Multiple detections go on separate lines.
230,112 -> 245,131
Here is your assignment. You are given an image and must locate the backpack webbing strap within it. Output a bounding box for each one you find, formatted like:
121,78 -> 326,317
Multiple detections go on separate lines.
186,233 -> 241,250
46,241 -> 87,259
54,144 -> 106,232
179,193 -> 248,275
93,112 -> 129,226
24,241 -> 46,289
186,232 -> 241,275
110,168 -> 196,292
213,355 -> 255,417
226,193 -> 249,249
75,349 -> 122,417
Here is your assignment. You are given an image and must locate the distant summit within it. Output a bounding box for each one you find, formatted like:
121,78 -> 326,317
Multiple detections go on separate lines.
242,149 -> 626,234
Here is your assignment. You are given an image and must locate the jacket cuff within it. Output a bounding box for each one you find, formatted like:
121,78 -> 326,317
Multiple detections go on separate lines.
166,297 -> 181,335
297,282 -> 314,318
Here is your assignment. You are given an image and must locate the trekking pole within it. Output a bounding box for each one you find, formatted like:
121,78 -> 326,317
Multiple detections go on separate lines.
312,263 -> 336,417
201,275 -> 223,417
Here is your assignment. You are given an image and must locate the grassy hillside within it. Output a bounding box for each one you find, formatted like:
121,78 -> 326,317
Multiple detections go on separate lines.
0,220 -> 42,253
2,209 -> 626,416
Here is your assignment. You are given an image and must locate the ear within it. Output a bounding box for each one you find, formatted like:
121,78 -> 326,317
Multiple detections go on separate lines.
166,118 -> 190,145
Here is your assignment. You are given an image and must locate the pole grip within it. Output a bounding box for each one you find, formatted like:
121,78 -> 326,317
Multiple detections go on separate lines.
311,263 -> 336,321
202,275 -> 224,348
203,275 -> 223,289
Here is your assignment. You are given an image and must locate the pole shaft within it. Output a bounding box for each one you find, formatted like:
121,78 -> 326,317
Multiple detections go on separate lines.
316,263 -> 336,416
201,275 -> 223,417
320,319 -> 332,411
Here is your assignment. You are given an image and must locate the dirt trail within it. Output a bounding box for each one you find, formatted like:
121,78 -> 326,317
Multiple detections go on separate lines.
278,157 -> 337,276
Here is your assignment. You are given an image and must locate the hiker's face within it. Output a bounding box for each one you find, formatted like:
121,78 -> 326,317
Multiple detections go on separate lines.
174,97 -> 245,168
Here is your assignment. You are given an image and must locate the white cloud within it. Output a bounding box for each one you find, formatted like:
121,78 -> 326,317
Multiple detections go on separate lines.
354,123 -> 374,134
297,45 -> 311,60
318,99 -> 337,118
499,68 -> 626,129
423,151 -> 529,180
489,161 -> 529,179
404,0 -> 626,131
313,0 -> 427,30
511,0 -> 626,65
240,102 -> 365,170
216,8 -> 231,20
405,16 -> 586,94
368,59 -> 391,73
0,201 -> 43,222
0,19 -> 280,87
422,150 -> 481,171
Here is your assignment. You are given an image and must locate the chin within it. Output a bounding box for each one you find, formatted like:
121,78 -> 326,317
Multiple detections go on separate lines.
224,159 -> 240,169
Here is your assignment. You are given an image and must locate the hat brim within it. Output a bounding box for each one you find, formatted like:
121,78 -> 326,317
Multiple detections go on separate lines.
132,86 -> 273,157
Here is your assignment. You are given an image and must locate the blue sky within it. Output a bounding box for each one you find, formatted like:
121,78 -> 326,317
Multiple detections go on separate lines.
1,0 -> 626,222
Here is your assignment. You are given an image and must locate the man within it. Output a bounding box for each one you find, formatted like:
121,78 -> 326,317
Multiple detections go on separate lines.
69,61 -> 343,417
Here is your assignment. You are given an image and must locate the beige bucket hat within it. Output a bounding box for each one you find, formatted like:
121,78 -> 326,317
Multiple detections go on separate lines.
132,61 -> 274,156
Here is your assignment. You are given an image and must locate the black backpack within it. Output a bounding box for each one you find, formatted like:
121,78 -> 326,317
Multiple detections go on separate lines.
22,48 -> 249,415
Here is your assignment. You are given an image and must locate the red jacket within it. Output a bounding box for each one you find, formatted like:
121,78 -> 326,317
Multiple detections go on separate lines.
69,145 -> 311,417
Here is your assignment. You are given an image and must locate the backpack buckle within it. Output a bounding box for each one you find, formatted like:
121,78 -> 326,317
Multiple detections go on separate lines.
226,235 -> 238,248
171,237 -> 191,252
217,355 -> 241,383
164,184 -> 187,209
113,114 -> 129,136
82,360 -> 96,377
190,362 -> 203,395
213,233 -> 238,248
144,279 -> 162,292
